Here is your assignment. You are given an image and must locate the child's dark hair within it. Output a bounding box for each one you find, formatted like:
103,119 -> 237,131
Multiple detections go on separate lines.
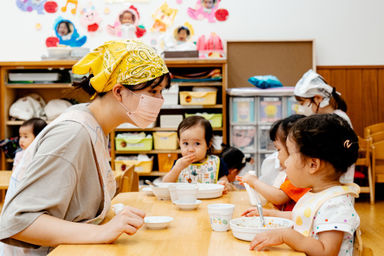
269,114 -> 306,148
177,26 -> 190,36
72,73 -> 171,98
21,118 -> 47,137
177,115 -> 213,154
57,21 -> 71,34
289,114 -> 358,174
220,145 -> 251,171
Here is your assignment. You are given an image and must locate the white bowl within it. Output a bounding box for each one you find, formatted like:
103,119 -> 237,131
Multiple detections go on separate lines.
144,216 -> 173,229
151,183 -> 174,200
196,183 -> 224,199
174,199 -> 202,210
47,47 -> 71,58
142,187 -> 154,196
230,217 -> 294,241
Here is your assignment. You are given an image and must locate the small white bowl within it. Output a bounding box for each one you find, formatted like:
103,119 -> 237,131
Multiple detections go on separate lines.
144,216 -> 173,229
230,217 -> 294,241
197,183 -> 224,199
152,183 -> 174,200
174,199 -> 202,210
142,187 -> 154,196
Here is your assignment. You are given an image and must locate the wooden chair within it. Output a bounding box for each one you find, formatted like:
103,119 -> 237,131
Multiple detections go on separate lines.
114,165 -> 139,194
371,140 -> 384,189
354,227 -> 374,256
0,170 -> 12,203
367,131 -> 384,144
364,122 -> 384,138
356,137 -> 375,204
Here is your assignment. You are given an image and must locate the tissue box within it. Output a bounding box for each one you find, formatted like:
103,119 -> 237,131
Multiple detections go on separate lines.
160,115 -> 183,128
115,133 -> 153,151
153,132 -> 178,150
179,91 -> 217,105
163,84 -> 179,105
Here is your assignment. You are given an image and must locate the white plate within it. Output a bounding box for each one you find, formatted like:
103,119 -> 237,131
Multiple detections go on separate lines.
142,187 -> 154,196
196,184 -> 224,199
144,216 -> 173,229
174,200 -> 202,210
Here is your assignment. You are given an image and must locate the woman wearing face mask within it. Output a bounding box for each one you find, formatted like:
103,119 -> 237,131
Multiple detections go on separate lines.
294,69 -> 351,125
0,40 -> 170,256
294,69 -> 354,184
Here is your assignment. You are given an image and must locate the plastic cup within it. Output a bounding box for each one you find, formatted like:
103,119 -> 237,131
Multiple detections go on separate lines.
176,184 -> 198,203
207,203 -> 235,231
168,184 -> 178,203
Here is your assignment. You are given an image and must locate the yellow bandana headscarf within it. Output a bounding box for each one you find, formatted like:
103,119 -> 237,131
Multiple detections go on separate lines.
72,40 -> 169,95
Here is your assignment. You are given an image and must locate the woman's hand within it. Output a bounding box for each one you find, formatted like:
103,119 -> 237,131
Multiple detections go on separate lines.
173,154 -> 196,172
99,205 -> 146,243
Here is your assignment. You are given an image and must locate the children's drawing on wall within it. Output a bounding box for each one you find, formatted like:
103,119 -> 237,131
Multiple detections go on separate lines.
159,23 -> 196,51
187,0 -> 229,23
44,1 -> 58,13
107,5 -> 146,39
53,18 -> 87,47
104,0 -> 150,3
80,6 -> 102,33
16,0 -> 47,14
196,32 -> 224,58
61,0 -> 78,14
151,2 -> 178,32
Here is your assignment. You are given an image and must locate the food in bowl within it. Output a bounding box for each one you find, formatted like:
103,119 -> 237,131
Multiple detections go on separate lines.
230,216 -> 294,241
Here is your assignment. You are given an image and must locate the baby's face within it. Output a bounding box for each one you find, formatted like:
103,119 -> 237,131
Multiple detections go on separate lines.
177,30 -> 188,42
274,139 -> 289,169
19,125 -> 35,150
203,0 -> 214,9
57,23 -> 69,36
179,125 -> 208,162
121,12 -> 134,24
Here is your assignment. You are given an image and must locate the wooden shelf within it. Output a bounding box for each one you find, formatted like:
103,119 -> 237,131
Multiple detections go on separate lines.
7,120 -> 51,125
174,82 -> 222,87
115,150 -> 181,154
5,83 -> 73,89
161,104 -> 223,109
115,127 -> 223,132
137,171 -> 167,177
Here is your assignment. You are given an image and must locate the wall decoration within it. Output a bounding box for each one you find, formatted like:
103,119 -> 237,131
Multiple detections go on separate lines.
36,23 -> 42,30
44,1 -> 58,13
16,0 -> 47,14
80,7 -> 102,32
45,36 -> 60,47
104,7 -> 111,14
61,0 -> 78,14
104,0 -> 149,3
188,0 -> 228,23
160,22 -> 196,51
53,17 -> 87,46
151,2 -> 178,32
196,32 -> 224,58
107,5 -> 146,39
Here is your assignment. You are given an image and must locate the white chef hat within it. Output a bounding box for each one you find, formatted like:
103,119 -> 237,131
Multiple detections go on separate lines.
294,69 -> 335,108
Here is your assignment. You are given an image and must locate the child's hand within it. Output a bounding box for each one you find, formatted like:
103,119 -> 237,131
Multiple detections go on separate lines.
174,154 -> 196,171
242,173 -> 258,185
249,229 -> 287,251
218,179 -> 229,194
241,207 -> 276,217
99,205 -> 146,243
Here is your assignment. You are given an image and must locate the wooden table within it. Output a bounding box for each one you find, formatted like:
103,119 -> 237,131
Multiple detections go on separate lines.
49,191 -> 305,256
0,171 -> 12,202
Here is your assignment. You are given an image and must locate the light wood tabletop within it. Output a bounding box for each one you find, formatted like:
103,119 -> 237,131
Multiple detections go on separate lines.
49,191 -> 305,256
0,171 -> 12,190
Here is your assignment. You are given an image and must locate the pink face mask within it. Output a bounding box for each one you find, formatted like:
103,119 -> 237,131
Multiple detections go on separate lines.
119,89 -> 164,128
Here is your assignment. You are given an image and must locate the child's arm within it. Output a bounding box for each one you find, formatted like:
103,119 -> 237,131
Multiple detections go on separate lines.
162,154 -> 196,182
12,205 -> 145,246
250,228 -> 344,256
242,207 -> 292,219
240,174 -> 290,205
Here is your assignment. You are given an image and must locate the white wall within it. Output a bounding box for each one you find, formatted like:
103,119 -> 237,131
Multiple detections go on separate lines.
0,0 -> 383,65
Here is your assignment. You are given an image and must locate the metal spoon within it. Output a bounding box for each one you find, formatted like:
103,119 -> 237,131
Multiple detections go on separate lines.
254,194 -> 265,227
145,180 -> 157,187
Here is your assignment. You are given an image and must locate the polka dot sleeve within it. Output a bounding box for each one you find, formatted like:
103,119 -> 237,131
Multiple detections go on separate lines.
313,195 -> 360,236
